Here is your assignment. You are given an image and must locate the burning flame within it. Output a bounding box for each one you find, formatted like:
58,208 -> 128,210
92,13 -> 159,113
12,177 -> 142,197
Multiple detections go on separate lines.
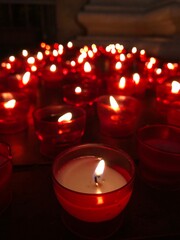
119,54 -> 126,62
67,41 -> 73,48
109,96 -> 120,111
9,56 -> 15,62
53,50 -> 58,57
27,57 -> 35,64
50,64 -> 56,72
22,50 -> 28,57
58,112 -> 72,122
22,72 -> 30,85
115,61 -> 122,70
155,68 -> 162,75
133,73 -> 140,85
37,52 -> 43,60
95,159 -> 105,178
171,81 -> 180,94
84,62 -> 91,72
118,77 -> 126,89
132,47 -> 137,54
75,86 -> 82,94
4,99 -> 16,109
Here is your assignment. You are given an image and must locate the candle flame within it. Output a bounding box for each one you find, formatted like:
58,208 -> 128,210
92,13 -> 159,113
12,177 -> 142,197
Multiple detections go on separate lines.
75,86 -> 82,94
109,96 -> 120,111
67,41 -> 73,48
140,49 -> 145,55
95,159 -> 105,177
53,50 -> 58,57
4,99 -> 16,109
22,50 -> 28,57
22,72 -> 30,85
58,112 -> 72,123
132,47 -> 137,54
171,81 -> 180,94
115,61 -> 122,70
133,73 -> 140,85
119,54 -> 126,62
9,56 -> 15,62
50,64 -> 56,72
118,77 -> 126,89
156,68 -> 162,75
37,51 -> 43,60
167,63 -> 174,70
27,57 -> 35,64
84,62 -> 91,72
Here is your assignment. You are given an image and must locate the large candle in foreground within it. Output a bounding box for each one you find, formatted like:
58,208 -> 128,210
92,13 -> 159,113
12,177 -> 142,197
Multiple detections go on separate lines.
52,143 -> 135,222
0,142 -> 12,215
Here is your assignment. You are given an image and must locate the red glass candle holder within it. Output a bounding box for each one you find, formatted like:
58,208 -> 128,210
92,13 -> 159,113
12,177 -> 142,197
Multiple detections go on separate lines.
33,105 -> 86,158
167,101 -> 180,127
52,143 -> 135,223
0,142 -> 12,215
106,73 -> 135,96
39,64 -> 64,87
0,92 -> 30,134
96,95 -> 141,137
137,124 -> 180,190
156,78 -> 180,116
62,78 -> 99,108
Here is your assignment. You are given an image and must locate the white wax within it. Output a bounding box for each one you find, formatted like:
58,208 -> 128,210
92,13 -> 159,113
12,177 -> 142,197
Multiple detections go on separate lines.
56,156 -> 127,194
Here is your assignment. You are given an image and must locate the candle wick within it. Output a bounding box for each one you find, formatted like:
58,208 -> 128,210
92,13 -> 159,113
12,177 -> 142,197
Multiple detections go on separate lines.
94,175 -> 100,186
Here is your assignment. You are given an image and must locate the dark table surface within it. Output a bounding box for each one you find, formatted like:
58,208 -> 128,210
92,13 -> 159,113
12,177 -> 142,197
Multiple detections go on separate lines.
0,85 -> 180,240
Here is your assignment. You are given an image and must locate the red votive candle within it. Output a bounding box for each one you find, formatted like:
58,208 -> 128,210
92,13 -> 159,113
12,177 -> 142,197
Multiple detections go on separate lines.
0,92 -> 30,134
52,143 -> 135,222
62,79 -> 98,108
0,142 -> 12,214
137,124 -> 180,190
96,95 -> 141,137
33,105 -> 86,158
39,63 -> 64,88
156,78 -> 180,115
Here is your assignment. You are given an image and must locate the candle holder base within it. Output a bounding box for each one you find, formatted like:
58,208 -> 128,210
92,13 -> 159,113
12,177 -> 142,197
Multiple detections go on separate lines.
61,209 -> 125,240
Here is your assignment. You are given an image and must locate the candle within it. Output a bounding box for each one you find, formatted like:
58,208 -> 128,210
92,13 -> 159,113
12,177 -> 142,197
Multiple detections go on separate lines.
96,95 -> 141,137
33,105 -> 86,158
0,92 -> 30,134
52,143 -> 135,222
137,124 -> 180,190
167,101 -> 180,127
0,142 -> 12,214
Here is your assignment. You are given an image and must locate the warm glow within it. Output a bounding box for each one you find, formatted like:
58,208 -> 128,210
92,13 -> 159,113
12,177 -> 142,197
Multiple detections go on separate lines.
156,68 -> 162,75
77,55 -> 84,64
31,65 -> 37,72
92,44 -> 97,53
50,64 -> 56,72
132,47 -> 137,54
146,62 -> 153,69
115,61 -> 122,70
36,52 -> 43,60
67,41 -> 73,48
40,42 -> 46,48
22,72 -> 30,85
88,50 -> 94,58
118,77 -> 126,89
149,57 -> 157,65
45,50 -> 50,56
140,49 -> 145,55
133,73 -> 140,85
95,159 -> 105,177
58,44 -> 64,54
84,62 -> 91,72
4,99 -> 16,109
70,61 -> 76,67
75,86 -> 82,94
58,112 -> 72,122
167,63 -> 174,70
22,50 -> 28,57
119,53 -> 126,62
109,96 -> 120,111
171,81 -> 180,94
52,50 -> 58,57
9,56 -> 15,62
6,63 -> 11,69
27,57 -> 35,64
97,196 -> 104,204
